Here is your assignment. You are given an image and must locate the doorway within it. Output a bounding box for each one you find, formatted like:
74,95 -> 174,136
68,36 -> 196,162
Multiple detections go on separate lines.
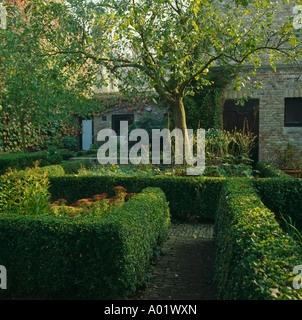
223,99 -> 259,163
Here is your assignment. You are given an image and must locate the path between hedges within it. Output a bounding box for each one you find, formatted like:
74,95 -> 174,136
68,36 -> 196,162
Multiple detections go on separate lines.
135,223 -> 217,300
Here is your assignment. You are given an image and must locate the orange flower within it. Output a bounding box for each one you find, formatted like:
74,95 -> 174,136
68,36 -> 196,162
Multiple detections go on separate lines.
113,186 -> 127,191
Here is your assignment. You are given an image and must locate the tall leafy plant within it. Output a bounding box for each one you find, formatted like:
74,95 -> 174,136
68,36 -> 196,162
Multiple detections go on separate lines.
0,163 -> 51,215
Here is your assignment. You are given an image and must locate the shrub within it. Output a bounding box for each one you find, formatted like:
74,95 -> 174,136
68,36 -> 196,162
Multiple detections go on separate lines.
58,149 -> 76,161
61,136 -> 78,152
215,178 -> 302,300
255,161 -> 290,178
60,160 -> 93,174
0,166 -> 51,216
48,175 -> 224,221
0,152 -> 50,174
45,146 -> 63,165
39,164 -> 65,176
0,187 -> 170,299
253,178 -> 302,230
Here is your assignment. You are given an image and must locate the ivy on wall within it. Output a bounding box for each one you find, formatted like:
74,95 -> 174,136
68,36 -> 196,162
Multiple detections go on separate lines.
184,86 -> 224,131
0,106 -> 80,153
183,67 -> 237,131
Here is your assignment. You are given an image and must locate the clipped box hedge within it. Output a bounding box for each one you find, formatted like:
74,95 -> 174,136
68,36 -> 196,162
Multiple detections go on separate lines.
255,161 -> 290,178
0,187 -> 170,300
59,160 -> 94,174
0,153 -> 49,174
253,178 -> 302,230
215,178 -> 302,300
48,175 -> 224,222
0,151 -> 78,175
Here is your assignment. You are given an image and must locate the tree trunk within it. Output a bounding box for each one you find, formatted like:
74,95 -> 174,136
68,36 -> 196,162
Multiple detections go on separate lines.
170,96 -> 188,134
170,96 -> 191,165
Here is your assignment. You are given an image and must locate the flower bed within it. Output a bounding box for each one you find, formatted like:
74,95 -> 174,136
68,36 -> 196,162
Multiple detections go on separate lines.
48,174 -> 224,222
0,186 -> 170,299
49,186 -> 137,218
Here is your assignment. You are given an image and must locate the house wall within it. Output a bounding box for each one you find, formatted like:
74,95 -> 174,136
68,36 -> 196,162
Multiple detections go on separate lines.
93,105 -> 168,144
223,65 -> 302,162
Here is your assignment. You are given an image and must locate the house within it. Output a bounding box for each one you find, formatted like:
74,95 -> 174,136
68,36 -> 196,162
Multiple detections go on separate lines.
79,71 -> 169,150
80,2 -> 302,165
222,64 -> 302,163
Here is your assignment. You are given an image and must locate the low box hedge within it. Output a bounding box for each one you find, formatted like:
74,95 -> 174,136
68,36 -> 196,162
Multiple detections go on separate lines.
0,187 -> 170,300
39,164 -> 65,176
48,175 -> 224,222
255,161 -> 290,178
59,160 -> 93,174
253,178 -> 302,230
0,153 -> 50,174
215,178 -> 302,300
0,150 -> 77,174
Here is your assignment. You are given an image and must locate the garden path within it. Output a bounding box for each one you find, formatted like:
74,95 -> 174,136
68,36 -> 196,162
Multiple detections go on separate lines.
136,223 -> 217,300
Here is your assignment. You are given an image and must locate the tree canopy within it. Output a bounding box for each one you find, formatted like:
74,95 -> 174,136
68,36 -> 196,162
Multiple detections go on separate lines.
2,0 -> 302,152
0,0 -> 98,152
59,0 -> 302,135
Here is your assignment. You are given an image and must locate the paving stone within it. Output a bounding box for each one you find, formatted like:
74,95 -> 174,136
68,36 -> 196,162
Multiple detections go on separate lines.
135,223 -> 217,300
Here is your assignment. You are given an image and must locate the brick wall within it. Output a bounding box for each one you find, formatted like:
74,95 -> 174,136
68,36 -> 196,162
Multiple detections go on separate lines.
223,64 -> 302,162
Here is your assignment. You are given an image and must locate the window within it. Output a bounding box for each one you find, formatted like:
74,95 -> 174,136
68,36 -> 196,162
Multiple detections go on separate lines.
102,115 -> 107,122
285,98 -> 302,127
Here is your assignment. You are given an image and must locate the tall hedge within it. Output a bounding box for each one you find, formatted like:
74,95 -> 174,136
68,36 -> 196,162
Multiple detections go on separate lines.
0,187 -> 170,300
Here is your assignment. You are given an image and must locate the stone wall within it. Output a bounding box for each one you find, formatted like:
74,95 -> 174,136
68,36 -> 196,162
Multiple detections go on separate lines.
223,64 -> 302,162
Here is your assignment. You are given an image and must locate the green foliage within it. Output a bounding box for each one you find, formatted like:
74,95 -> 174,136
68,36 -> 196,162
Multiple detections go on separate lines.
39,165 -> 65,177
205,128 -> 257,165
270,142 -> 302,170
203,128 -> 257,177
48,175 -> 224,222
61,136 -> 78,152
0,150 -> 76,174
66,0 -> 302,137
215,178 -> 302,300
0,153 -> 49,174
184,84 -> 225,131
57,149 -> 77,161
60,160 -> 94,174
255,161 -> 290,178
253,178 -> 302,230
0,187 -> 170,299
0,166 -> 51,216
46,147 -> 63,165
0,1 -> 97,152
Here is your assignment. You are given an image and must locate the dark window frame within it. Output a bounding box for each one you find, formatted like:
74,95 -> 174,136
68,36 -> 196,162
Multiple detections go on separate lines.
284,97 -> 302,127
112,114 -> 134,136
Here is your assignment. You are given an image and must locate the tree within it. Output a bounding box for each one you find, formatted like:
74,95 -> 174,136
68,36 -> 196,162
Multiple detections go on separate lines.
0,0 -> 98,152
59,0 -> 302,137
